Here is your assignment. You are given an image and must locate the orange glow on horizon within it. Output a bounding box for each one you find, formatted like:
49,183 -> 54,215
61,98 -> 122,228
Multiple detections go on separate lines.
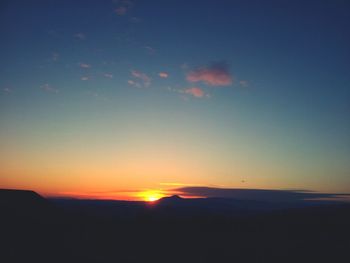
39,189 -> 169,201
137,190 -> 165,202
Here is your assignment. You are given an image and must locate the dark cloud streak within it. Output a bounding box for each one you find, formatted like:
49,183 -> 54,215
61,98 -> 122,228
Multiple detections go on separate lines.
172,186 -> 350,203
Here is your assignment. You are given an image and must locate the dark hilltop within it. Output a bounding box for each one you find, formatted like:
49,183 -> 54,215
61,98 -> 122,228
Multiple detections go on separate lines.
1,188 -> 350,263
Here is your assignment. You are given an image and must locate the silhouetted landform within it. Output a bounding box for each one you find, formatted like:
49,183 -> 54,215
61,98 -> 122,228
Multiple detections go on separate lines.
171,186 -> 350,203
0,189 -> 47,206
1,189 -> 350,263
51,190 -> 350,220
0,189 -> 53,218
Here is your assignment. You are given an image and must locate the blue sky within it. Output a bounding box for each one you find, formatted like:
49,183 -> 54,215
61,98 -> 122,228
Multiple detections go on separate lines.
0,0 -> 349,198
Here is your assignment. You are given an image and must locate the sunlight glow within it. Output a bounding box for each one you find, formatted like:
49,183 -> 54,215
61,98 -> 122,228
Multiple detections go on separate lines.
138,190 -> 165,202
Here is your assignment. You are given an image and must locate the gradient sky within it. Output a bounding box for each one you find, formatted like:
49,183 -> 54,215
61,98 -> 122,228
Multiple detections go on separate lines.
1,0 -> 349,200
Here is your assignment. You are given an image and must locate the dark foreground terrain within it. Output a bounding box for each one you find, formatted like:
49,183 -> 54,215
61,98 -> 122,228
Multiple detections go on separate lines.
1,189 -> 350,263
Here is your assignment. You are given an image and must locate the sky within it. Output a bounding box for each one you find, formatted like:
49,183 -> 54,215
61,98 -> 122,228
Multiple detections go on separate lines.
0,0 -> 349,200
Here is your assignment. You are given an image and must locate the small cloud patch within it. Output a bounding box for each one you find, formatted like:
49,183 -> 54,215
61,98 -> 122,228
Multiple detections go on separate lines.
114,0 -> 133,16
128,79 -> 142,88
144,46 -> 156,55
2,87 -> 12,94
239,80 -> 249,88
74,33 -> 86,40
80,63 -> 91,69
185,87 -> 205,98
41,83 -> 58,93
103,73 -> 113,79
187,61 -> 232,86
52,52 -> 59,61
131,70 -> 151,87
159,72 -> 169,78
115,6 -> 127,15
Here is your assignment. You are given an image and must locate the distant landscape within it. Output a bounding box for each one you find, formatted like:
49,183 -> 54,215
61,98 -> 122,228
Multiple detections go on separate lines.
1,188 -> 350,263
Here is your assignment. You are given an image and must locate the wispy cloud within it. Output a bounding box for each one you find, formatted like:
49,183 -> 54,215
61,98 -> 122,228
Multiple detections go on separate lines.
158,72 -> 168,78
187,62 -> 232,86
166,86 -> 209,100
130,17 -> 141,23
52,52 -> 59,61
127,79 -> 142,88
115,6 -> 127,15
144,46 -> 156,55
81,76 -> 89,81
239,80 -> 249,88
80,63 -> 91,69
181,62 -> 189,70
74,33 -> 86,40
86,91 -> 108,101
185,87 -> 205,98
114,0 -> 133,16
103,73 -> 113,79
166,86 -> 183,94
2,87 -> 12,93
160,182 -> 196,187
131,70 -> 151,87
41,83 -> 58,93
172,186 -> 350,203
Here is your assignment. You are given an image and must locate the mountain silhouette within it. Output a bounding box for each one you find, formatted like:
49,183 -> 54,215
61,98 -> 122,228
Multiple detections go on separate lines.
157,194 -> 183,204
0,189 -> 51,213
1,189 -> 350,263
160,194 -> 183,200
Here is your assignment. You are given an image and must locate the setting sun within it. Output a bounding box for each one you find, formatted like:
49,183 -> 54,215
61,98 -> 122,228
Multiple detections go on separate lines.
138,190 -> 165,202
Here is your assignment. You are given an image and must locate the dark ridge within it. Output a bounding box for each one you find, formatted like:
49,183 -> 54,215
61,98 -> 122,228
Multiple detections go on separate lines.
0,189 -> 52,217
158,195 -> 183,201
1,189 -> 350,263
0,189 -> 46,204
155,195 -> 185,206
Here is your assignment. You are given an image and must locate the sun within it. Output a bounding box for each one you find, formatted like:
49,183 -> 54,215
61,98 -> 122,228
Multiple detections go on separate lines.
147,195 -> 159,202
138,190 -> 164,202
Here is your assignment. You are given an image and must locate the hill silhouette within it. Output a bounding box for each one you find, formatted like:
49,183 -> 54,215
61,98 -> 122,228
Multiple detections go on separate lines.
158,194 -> 183,201
1,189 -> 350,263
0,189 -> 53,217
0,189 -> 48,206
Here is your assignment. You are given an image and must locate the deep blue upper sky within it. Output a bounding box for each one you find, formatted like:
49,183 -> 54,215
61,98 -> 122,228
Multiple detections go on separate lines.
0,0 -> 349,196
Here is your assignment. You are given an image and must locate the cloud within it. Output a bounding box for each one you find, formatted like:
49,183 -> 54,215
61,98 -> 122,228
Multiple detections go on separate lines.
74,33 -> 86,40
2,87 -> 12,93
81,76 -> 89,81
41,83 -> 58,93
181,62 -> 189,70
239,80 -> 249,88
115,6 -> 127,15
166,86 -> 209,100
131,70 -> 151,87
144,46 -> 156,55
52,52 -> 59,61
187,62 -> 233,86
160,182 -> 195,187
80,63 -> 91,69
127,79 -> 142,88
86,91 -> 108,101
130,17 -> 141,23
172,186 -> 350,203
166,86 -> 183,94
114,0 -> 133,7
103,73 -> 113,79
158,72 -> 169,78
114,0 -> 133,15
185,87 -> 205,98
